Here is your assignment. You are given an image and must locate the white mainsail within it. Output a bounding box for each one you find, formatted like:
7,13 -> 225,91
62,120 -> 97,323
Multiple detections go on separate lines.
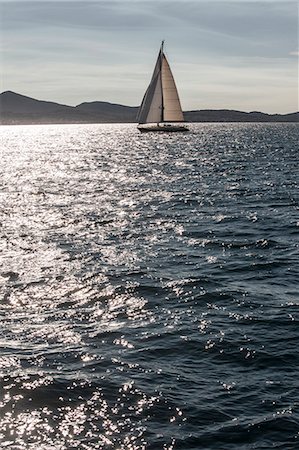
137,42 -> 184,124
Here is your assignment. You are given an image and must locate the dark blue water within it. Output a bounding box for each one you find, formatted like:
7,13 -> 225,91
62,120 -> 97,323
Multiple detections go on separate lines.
0,123 -> 298,449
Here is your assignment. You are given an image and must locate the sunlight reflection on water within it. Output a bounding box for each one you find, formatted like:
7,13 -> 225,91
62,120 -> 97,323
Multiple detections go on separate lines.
0,123 -> 298,449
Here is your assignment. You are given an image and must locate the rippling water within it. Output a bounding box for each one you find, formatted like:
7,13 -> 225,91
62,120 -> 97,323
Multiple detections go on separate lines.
0,123 -> 298,449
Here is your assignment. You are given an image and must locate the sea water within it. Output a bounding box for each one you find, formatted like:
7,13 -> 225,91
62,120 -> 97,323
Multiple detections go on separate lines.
0,123 -> 298,449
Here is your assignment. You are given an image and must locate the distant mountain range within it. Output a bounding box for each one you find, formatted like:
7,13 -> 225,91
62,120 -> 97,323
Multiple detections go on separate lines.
0,91 -> 298,124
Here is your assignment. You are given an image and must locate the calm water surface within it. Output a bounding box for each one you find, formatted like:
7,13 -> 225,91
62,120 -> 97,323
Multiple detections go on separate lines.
0,123 -> 298,449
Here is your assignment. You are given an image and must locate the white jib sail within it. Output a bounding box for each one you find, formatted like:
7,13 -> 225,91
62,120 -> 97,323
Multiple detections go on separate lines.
161,55 -> 184,122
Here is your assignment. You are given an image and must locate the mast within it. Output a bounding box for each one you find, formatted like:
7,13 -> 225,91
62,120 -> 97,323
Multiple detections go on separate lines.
160,40 -> 164,123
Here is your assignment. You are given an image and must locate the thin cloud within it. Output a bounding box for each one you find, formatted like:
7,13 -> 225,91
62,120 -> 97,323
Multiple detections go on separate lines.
1,0 -> 298,113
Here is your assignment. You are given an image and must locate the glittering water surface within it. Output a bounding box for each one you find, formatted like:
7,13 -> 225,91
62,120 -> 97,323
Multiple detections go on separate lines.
0,123 -> 298,449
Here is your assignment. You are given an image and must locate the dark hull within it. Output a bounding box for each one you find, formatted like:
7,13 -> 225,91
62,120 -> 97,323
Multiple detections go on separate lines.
138,124 -> 189,133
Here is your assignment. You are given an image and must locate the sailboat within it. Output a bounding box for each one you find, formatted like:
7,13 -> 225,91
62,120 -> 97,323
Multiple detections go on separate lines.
137,41 -> 188,132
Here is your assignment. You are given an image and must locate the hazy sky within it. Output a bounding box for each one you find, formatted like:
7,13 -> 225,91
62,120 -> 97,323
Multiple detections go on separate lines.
1,0 -> 298,113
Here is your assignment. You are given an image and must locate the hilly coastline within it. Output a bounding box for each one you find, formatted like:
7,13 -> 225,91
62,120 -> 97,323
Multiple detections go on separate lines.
0,91 -> 298,125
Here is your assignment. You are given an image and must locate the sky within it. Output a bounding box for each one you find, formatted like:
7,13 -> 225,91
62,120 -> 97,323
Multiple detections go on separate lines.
0,0 -> 298,113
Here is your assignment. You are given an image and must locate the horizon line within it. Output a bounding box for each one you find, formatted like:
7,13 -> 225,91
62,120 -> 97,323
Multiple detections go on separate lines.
1,91 -> 298,116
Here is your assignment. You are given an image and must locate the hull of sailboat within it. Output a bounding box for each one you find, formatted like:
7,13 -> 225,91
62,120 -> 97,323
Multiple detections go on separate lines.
137,124 -> 189,133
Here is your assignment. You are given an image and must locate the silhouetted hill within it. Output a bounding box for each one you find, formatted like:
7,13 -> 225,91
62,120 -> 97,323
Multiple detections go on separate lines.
0,91 -> 138,124
184,109 -> 299,123
0,91 -> 88,124
0,91 -> 298,124
0,91 -> 71,113
76,101 -> 138,122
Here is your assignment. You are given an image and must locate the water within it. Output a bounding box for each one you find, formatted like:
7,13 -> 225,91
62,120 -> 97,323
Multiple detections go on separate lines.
0,123 -> 298,449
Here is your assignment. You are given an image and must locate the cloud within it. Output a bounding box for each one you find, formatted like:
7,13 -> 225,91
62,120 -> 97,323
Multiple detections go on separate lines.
1,0 -> 298,113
